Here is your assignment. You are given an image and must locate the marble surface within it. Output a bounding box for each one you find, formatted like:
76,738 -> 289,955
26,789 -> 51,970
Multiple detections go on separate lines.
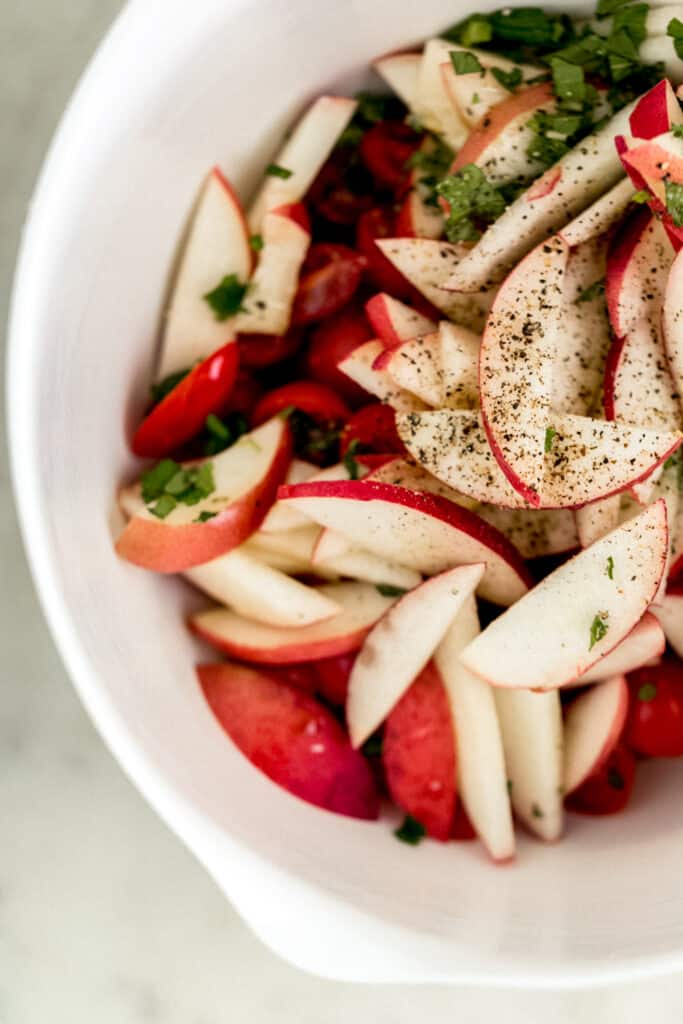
4,2 -> 683,1020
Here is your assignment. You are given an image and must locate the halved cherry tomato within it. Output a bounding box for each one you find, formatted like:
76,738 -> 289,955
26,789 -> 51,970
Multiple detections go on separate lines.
224,368 -> 263,418
238,328 -> 303,368
356,206 -> 414,298
265,663 -> 319,694
305,305 -> 374,405
565,742 -> 636,815
625,658 -> 683,757
314,652 -> 356,706
132,341 -> 239,458
452,801 -> 477,840
340,402 -> 407,457
251,380 -> 351,427
308,154 -> 374,225
359,120 -> 420,192
291,243 -> 366,325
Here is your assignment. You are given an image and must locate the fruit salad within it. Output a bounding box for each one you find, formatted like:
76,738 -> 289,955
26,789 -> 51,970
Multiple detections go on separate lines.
116,2 -> 683,862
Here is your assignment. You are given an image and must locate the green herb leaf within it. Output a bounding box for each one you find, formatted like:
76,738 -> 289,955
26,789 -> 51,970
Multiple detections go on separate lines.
456,14 -> 493,47
203,274 -> 249,321
606,28 -> 639,82
488,7 -> 567,46
506,779 -> 513,795
544,426 -> 557,452
631,189 -> 651,203
205,412 -> 248,456
532,802 -> 544,818
589,612 -> 609,650
150,367 -> 190,406
605,555 -> 615,579
394,815 -> 426,845
612,3 -> 648,47
195,510 -> 218,523
551,57 -> 586,103
597,0 -> 635,16
436,164 -> 507,243
249,233 -> 264,252
376,583 -> 408,597
141,459 -> 181,503
666,180 -> 683,227
638,682 -> 658,702
355,91 -> 395,124
266,163 -> 293,179
668,15 -> 683,59
576,278 -> 605,303
450,50 -> 484,75
206,413 -> 230,441
673,124 -> 683,139
343,438 -> 362,481
150,494 -> 177,519
491,65 -> 523,91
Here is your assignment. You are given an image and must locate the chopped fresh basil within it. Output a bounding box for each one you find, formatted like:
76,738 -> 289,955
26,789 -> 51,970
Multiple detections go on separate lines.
544,426 -> 557,452
455,13 -> 493,47
203,274 -> 249,320
487,7 -> 567,46
394,815 -> 426,845
506,779 -> 513,795
589,612 -> 609,650
576,278 -> 605,303
195,510 -> 218,523
472,92 -> 481,103
376,583 -> 408,597
150,367 -> 190,406
532,802 -> 544,818
611,3 -> 648,47
597,0 -> 634,16
673,124 -> 683,139
638,682 -> 657,702
491,65 -> 523,91
141,458 -> 180,503
605,555 -> 615,579
343,438 -> 362,481
355,91 -> 395,124
668,17 -> 683,60
666,180 -> 683,227
631,189 -> 651,203
205,413 -> 230,441
205,412 -> 248,456
265,163 -> 293,179
606,28 -> 640,82
249,233 -> 264,252
450,50 -> 484,75
551,57 -> 586,104
436,164 -> 507,243
149,494 -> 177,519
141,458 -> 215,514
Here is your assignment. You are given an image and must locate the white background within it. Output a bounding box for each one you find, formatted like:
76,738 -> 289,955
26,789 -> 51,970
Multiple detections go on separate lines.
3,2 -> 683,1020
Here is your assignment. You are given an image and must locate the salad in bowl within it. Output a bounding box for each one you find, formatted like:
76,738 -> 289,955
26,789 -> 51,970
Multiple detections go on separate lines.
114,0 -> 683,864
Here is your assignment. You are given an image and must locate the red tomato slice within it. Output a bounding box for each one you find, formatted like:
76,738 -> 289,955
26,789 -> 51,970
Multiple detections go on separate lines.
314,651 -> 357,706
223,368 -> 263,418
340,402 -> 407,456
264,663 -> 319,693
452,801 -> 477,840
305,305 -> 374,405
356,206 -> 415,298
291,243 -> 366,325
238,328 -> 303,368
251,380 -> 351,427
564,742 -> 636,816
382,662 -> 457,841
199,662 -> 379,820
625,658 -> 683,757
132,341 -> 239,458
359,120 -> 420,192
308,154 -> 374,225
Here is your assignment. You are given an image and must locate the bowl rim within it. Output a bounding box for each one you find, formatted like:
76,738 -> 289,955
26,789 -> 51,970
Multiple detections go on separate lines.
8,0 -> 683,989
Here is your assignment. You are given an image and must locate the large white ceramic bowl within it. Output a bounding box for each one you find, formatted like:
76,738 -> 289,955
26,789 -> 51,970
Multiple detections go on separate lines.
9,0 -> 683,987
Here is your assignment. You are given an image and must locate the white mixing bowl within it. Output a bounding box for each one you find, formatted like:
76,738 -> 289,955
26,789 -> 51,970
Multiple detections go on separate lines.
9,0 -> 683,987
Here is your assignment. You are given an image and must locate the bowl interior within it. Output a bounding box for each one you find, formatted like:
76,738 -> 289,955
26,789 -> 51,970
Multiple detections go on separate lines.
10,0 -> 683,985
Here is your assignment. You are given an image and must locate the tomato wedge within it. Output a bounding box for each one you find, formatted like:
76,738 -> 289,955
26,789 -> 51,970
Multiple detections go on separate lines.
291,243 -> 366,325
308,153 -> 374,225
625,658 -> 683,758
314,651 -> 357,706
238,328 -> 303,368
340,402 -> 407,456
251,380 -> 351,427
132,341 -> 239,458
565,742 -> 636,816
356,206 -> 414,298
359,120 -> 420,192
305,305 -> 374,405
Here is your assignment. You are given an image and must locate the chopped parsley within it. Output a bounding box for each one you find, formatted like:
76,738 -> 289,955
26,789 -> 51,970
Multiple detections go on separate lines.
249,233 -> 264,252
597,0 -> 635,16
506,779 -> 513,795
195,510 -> 218,523
265,163 -> 293,179
668,17 -> 683,61
394,815 -> 426,845
150,366 -> 190,406
605,555 -> 615,579
204,412 -> 248,456
589,612 -> 609,650
665,180 -> 683,227
140,458 -> 215,519
673,124 -> 683,139
356,91 -> 396,124
455,14 -> 494,47
203,274 -> 249,320
376,583 -> 408,597
576,278 -> 605,303
532,803 -> 544,819
631,189 -> 651,203
550,57 -> 586,104
450,50 -> 484,75
491,65 -> 523,91
205,413 -> 230,441
436,164 -> 507,242
544,426 -> 557,452
637,682 -> 658,702
343,438 -> 362,480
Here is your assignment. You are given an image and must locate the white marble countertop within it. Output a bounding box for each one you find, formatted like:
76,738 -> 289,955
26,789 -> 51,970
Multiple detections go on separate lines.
4,3 -> 683,1020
